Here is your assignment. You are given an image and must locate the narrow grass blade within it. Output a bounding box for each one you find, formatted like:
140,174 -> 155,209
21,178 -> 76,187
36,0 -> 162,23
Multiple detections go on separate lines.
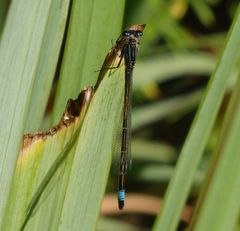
190,1 -> 215,26
52,0 -> 125,123
24,0 -> 71,132
134,53 -> 215,88
153,6 -> 240,231
189,76 -> 240,231
135,165 -> 204,188
59,66 -> 125,230
132,88 -> 203,130
131,138 -> 176,163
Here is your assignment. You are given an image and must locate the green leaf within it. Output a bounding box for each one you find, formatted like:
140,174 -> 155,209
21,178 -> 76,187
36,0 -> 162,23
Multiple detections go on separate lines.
134,53 -> 215,88
2,88 -> 92,230
153,6 -> 240,231
0,0 -> 68,224
135,165 -> 204,187
132,89 -> 203,130
58,66 -> 124,230
131,138 -> 176,163
0,0 -> 10,36
190,0 -> 215,26
0,0 -> 126,228
24,0 -> 70,132
189,76 -> 240,231
52,0 -> 125,124
2,66 -> 125,230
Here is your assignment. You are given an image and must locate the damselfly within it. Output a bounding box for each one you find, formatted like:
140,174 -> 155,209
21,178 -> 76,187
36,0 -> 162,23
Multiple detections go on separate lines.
96,24 -> 145,209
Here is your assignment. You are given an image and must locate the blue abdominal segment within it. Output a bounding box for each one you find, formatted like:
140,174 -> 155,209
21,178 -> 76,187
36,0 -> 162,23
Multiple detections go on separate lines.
118,189 -> 125,209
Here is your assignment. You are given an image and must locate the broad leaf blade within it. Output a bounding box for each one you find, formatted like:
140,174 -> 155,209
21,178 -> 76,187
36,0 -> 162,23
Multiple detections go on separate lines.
3,65 -> 125,230
52,0 -> 125,123
2,88 -> 93,230
59,66 -> 125,230
0,0 -> 67,223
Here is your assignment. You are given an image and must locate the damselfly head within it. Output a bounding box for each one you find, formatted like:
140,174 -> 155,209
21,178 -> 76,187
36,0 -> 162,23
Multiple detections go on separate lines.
122,24 -> 146,40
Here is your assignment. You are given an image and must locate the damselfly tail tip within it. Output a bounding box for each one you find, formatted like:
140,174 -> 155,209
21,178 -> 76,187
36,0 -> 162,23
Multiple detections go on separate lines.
118,200 -> 124,210
118,189 -> 125,210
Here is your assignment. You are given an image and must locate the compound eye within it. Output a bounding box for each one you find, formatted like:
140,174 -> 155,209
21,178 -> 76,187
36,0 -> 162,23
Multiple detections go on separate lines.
136,31 -> 143,37
123,31 -> 131,37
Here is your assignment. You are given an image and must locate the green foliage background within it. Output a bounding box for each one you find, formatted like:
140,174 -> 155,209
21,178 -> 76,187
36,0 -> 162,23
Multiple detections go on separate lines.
0,0 -> 240,230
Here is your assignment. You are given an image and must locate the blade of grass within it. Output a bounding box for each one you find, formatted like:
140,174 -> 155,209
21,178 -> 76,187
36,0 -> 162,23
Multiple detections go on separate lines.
153,6 -> 240,231
134,165 -> 204,189
132,88 -> 203,130
58,66 -> 125,230
131,138 -> 176,163
190,0 -> 215,26
0,0 -> 66,224
189,75 -> 240,231
2,88 -> 92,230
6,65 -> 124,230
52,0 -> 125,124
24,0 -> 71,133
134,53 -> 215,88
